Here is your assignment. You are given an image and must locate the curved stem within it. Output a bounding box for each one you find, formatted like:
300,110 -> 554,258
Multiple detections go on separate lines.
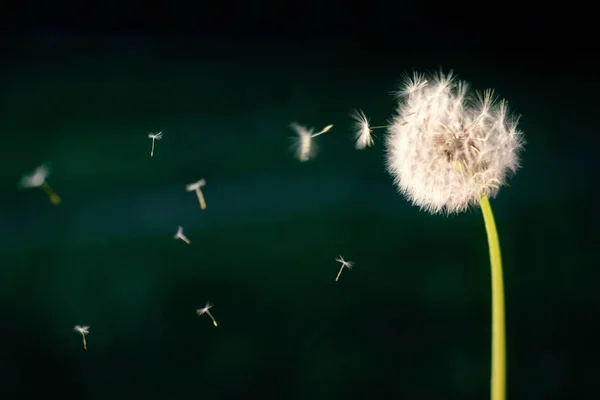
480,196 -> 506,400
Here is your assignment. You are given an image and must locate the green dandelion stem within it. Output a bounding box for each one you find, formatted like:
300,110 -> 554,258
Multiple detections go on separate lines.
480,196 -> 506,400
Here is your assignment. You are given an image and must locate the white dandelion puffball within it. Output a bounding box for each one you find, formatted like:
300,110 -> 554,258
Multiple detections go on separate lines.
386,71 -> 524,214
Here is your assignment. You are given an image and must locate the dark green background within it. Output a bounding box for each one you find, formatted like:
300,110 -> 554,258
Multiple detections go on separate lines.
0,34 -> 595,399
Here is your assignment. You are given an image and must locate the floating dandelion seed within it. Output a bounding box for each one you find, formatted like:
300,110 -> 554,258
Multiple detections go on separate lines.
73,325 -> 90,351
350,109 -> 388,150
148,131 -> 163,157
351,109 -> 374,149
334,255 -> 354,282
18,163 -> 61,205
174,225 -> 191,244
290,122 -> 334,162
186,178 -> 207,210
197,301 -> 218,327
385,70 -> 524,400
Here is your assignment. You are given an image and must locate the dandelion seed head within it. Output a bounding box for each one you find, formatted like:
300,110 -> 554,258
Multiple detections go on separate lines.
386,71 -> 524,215
351,109 -> 374,150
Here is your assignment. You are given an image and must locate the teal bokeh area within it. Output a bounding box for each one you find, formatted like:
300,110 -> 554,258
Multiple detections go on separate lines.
0,37 -> 595,399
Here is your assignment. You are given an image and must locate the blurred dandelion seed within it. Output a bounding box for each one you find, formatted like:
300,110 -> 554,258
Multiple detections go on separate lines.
350,109 -> 387,149
148,131 -> 163,157
290,122 -> 333,162
73,325 -> 90,351
334,255 -> 354,282
186,179 -> 207,210
174,225 -> 191,244
18,163 -> 61,205
290,123 -> 314,162
197,301 -> 218,327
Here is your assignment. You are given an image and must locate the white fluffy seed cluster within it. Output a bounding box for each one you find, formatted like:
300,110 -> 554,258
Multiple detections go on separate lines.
385,71 -> 524,215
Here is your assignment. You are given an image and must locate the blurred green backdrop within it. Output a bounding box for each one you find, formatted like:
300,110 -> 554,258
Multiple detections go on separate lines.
0,35 -> 596,399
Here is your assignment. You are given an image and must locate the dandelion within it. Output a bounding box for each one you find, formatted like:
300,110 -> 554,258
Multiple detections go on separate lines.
197,301 -> 218,327
334,255 -> 354,282
186,178 -> 207,210
385,70 -> 524,400
350,109 -> 387,150
148,131 -> 163,157
290,122 -> 334,162
18,163 -> 61,205
386,70 -> 523,214
73,325 -> 90,351
174,225 -> 191,244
